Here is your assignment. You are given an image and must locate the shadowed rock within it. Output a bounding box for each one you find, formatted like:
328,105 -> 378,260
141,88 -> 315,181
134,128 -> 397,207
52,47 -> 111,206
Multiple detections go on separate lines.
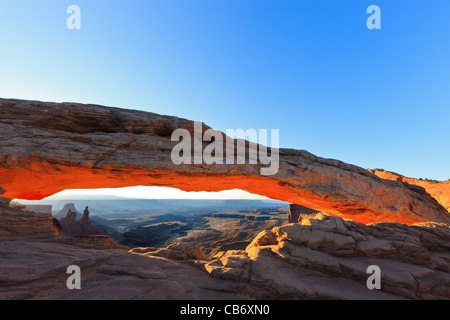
0,206 -> 59,239
59,206 -> 104,237
80,206 -> 91,225
288,203 -> 320,223
54,203 -> 81,220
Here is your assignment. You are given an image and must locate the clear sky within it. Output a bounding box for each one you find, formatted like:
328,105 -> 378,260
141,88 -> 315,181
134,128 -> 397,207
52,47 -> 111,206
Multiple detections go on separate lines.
1,0 -> 449,183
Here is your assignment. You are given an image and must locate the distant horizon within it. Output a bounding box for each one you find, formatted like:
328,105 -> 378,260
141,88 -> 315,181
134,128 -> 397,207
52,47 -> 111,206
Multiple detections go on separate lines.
13,186 -> 274,204
15,197 -> 286,204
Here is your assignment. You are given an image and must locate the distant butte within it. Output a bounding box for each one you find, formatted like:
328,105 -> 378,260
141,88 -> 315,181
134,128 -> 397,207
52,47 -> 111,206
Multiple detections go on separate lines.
0,98 -> 448,225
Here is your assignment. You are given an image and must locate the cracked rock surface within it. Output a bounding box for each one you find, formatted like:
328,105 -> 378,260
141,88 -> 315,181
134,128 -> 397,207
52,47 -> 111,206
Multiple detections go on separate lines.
200,213 -> 450,299
1,206 -> 449,299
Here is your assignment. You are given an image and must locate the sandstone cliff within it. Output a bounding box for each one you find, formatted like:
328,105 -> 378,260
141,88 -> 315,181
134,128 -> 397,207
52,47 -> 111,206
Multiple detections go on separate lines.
369,169 -> 450,213
0,98 -> 448,225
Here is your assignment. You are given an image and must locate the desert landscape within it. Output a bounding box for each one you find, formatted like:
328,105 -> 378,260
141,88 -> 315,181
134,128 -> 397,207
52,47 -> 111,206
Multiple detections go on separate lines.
1,1 -> 449,308
0,98 -> 449,300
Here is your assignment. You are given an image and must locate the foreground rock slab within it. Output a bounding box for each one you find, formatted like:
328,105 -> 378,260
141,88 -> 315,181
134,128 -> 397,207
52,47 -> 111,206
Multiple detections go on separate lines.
1,206 -> 449,299
201,213 -> 450,299
0,239 -> 243,300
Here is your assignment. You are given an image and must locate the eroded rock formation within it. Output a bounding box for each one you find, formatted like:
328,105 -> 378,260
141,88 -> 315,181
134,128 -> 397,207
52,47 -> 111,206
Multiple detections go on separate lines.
59,206 -> 104,237
1,98 -> 449,300
0,197 -> 59,240
0,98 -> 448,225
54,203 -> 81,220
369,169 -> 450,213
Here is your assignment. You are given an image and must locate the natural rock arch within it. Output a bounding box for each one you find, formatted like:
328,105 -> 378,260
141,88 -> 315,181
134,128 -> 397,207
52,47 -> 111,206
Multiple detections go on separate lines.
0,98 -> 448,225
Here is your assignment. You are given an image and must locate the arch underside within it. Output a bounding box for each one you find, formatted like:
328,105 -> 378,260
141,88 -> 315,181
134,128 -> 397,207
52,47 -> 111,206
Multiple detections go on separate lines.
0,98 -> 448,225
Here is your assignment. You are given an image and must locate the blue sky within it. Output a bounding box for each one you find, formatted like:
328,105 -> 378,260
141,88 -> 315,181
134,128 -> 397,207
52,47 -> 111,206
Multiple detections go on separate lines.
1,0 -> 449,181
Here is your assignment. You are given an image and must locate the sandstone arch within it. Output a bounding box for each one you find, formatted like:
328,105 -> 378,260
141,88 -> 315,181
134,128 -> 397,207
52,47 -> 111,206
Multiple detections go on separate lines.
0,98 -> 448,225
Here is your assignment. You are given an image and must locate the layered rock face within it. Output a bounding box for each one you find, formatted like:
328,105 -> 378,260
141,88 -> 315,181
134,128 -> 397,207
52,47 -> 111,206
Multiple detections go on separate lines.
369,169 -> 450,213
288,204 -> 320,223
0,98 -> 448,225
0,197 -> 59,240
202,213 -> 450,299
